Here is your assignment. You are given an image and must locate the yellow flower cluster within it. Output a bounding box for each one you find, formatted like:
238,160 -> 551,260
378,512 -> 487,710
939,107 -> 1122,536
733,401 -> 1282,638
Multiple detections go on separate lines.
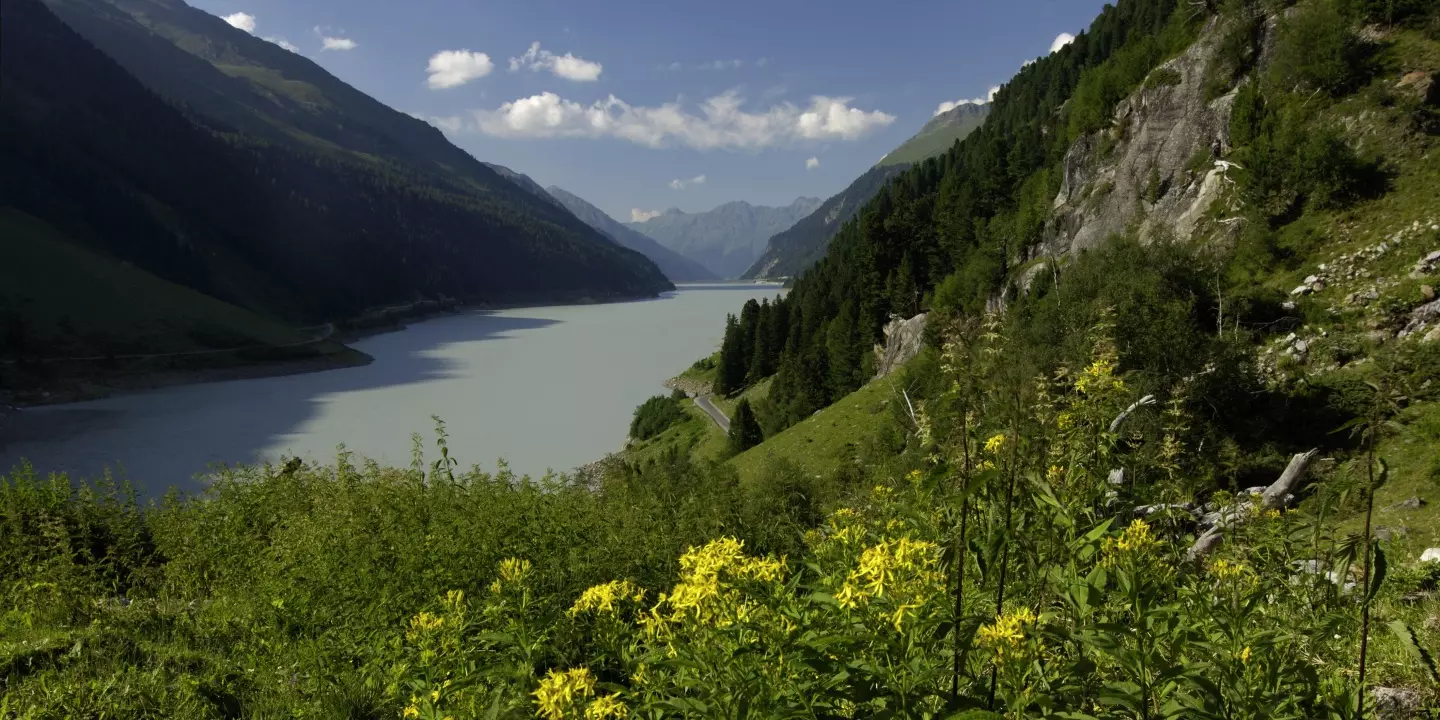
984,433 -> 1007,454
569,580 -> 646,617
1046,465 -> 1065,483
584,693 -> 629,719
835,537 -> 942,632
491,557 -> 533,594
1206,557 -> 1259,590
1075,356 -> 1125,396
1101,519 -> 1163,568
647,538 -> 786,630
534,667 -> 596,720
406,610 -> 445,639
1056,412 -> 1075,430
976,607 -> 1038,662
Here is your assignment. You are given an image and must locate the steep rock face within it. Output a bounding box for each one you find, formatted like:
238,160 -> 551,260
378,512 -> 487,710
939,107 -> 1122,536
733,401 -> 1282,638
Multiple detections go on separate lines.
873,313 -> 928,378
1047,17 -> 1259,256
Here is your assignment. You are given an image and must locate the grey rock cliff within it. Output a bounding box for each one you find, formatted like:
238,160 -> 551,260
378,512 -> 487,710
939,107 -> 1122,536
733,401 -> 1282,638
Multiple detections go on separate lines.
874,313 -> 928,378
1047,17 -> 1267,257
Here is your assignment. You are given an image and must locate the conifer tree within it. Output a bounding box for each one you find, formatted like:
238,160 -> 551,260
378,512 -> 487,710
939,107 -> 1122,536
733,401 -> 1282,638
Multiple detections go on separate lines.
716,314 -> 747,395
728,398 -> 764,453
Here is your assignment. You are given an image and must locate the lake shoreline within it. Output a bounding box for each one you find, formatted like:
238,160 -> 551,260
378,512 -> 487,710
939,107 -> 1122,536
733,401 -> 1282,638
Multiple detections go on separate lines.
3,288 -> 703,410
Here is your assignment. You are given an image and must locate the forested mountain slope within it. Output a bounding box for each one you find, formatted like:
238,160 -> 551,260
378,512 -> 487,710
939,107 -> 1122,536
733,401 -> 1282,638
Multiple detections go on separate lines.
743,104 -> 988,280
546,188 -> 719,283
742,164 -> 910,280
626,198 -> 822,279
1,0 -> 669,361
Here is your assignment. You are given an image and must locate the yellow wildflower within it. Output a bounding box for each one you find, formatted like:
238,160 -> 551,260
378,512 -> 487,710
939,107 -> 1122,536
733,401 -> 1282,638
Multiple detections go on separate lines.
976,607 -> 1038,662
1046,465 -> 1065,483
491,557 -> 533,595
584,694 -> 629,719
835,537 -> 942,632
907,469 -> 923,481
984,433 -> 1007,454
405,611 -> 445,640
403,706 -> 419,719
569,580 -> 645,617
1239,646 -> 1252,665
431,690 -> 440,702
1056,412 -> 1074,430
1101,519 -> 1163,568
534,668 -> 596,720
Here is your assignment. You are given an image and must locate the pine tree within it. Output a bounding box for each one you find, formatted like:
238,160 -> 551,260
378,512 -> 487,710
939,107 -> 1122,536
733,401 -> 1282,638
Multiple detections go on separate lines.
728,398 -> 764,454
748,300 -> 774,382
716,314 -> 747,396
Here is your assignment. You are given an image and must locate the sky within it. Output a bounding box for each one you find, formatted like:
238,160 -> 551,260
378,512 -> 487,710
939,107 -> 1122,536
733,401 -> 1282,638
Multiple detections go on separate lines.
193,0 -> 1108,222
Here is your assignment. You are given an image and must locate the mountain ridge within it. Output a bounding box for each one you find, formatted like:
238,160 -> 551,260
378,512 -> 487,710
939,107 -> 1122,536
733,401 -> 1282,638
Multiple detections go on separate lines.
546,187 -> 719,283
625,197 -> 823,279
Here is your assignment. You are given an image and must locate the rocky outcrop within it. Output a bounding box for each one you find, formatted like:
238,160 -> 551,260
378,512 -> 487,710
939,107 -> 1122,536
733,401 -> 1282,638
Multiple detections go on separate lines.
1047,17 -> 1266,256
873,313 -> 928,378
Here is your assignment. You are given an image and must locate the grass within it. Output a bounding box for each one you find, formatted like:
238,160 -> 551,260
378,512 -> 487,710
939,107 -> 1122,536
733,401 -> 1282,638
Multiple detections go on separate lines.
729,374 -> 899,484
1335,400 -> 1440,560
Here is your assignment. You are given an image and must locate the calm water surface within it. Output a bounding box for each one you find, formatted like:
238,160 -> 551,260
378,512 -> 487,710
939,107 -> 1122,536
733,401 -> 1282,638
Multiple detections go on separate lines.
1,284 -> 783,497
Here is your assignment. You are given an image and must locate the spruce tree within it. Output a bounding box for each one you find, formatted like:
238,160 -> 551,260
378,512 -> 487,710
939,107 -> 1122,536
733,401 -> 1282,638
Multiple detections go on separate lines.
728,398 -> 764,454
716,314 -> 747,395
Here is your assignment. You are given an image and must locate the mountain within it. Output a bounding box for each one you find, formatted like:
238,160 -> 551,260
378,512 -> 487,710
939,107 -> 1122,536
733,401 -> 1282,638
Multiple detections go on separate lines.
877,101 -> 990,167
742,165 -> 910,280
742,104 -> 989,280
2,0 -> 669,361
545,188 -> 718,283
626,198 -> 822,279
481,162 -> 569,212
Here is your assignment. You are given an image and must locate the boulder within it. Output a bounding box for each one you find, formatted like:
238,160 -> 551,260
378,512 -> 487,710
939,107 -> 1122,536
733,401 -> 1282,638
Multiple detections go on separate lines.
1371,687 -> 1422,720
1421,547 -> 1440,563
873,313 -> 928,378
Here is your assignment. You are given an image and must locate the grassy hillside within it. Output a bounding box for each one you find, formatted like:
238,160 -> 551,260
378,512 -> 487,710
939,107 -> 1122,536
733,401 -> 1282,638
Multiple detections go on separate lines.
877,101 -> 990,167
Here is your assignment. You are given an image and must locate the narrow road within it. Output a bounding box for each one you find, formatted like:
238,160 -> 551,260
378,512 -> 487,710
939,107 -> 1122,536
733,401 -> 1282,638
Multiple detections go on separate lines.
694,394 -> 730,434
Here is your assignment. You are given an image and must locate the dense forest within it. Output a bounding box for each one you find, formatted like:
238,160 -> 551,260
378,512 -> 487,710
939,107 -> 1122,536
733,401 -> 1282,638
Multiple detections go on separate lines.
1,0 -> 669,361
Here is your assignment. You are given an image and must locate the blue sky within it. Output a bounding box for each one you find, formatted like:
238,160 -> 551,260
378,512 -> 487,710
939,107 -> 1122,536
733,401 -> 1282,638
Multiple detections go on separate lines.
194,0 -> 1108,221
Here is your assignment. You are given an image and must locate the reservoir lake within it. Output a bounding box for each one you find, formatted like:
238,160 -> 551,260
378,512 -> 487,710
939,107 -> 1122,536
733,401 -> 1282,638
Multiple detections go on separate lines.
1,283 -> 784,498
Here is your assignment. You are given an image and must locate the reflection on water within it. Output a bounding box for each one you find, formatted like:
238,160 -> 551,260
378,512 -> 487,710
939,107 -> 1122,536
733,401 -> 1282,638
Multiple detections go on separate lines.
0,284 -> 784,498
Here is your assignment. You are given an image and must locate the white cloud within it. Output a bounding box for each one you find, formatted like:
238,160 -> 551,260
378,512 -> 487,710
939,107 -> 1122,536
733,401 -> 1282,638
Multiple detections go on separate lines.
631,209 -> 663,222
806,157 -> 820,170
430,115 -> 465,133
508,42 -> 603,82
756,57 -> 769,67
666,61 -> 684,71
933,85 -> 1002,116
472,91 -> 895,150
322,36 -> 357,51
426,50 -> 494,89
223,12 -> 256,33
699,59 -> 744,70
1050,33 -> 1076,53
669,175 -> 706,190
264,36 -> 299,52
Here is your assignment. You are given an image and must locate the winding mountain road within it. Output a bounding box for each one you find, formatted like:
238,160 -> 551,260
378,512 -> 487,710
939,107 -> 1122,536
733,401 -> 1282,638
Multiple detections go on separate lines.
694,394 -> 730,433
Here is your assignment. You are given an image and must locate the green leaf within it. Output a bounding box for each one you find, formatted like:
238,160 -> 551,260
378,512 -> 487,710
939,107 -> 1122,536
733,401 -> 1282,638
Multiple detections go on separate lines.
1373,457 -> 1388,491
1387,620 -> 1440,683
1365,544 -> 1386,604
944,711 -> 1003,720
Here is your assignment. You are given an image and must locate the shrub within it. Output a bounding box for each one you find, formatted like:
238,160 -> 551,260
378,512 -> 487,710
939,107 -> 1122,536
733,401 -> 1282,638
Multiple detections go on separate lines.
629,394 -> 686,441
1270,0 -> 1371,96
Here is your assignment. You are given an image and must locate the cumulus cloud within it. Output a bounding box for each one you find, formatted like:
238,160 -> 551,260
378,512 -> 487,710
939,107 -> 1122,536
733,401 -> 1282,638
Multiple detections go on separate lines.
1050,32 -> 1076,53
631,209 -> 663,222
508,42 -> 603,81
669,175 -> 706,190
933,85 -> 1002,116
223,12 -> 256,32
471,91 -> 895,150
322,36 -> 357,51
427,50 -> 494,89
806,156 -> 820,170
265,37 -> 299,52
699,59 -> 744,70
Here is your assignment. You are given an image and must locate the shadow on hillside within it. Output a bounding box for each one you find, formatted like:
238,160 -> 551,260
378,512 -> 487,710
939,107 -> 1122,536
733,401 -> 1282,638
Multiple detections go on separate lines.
0,313 -> 559,500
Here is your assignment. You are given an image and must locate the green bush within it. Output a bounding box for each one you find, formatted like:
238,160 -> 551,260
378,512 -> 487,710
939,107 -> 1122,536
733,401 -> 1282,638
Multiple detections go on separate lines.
629,393 -> 687,441
1270,0 -> 1371,96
